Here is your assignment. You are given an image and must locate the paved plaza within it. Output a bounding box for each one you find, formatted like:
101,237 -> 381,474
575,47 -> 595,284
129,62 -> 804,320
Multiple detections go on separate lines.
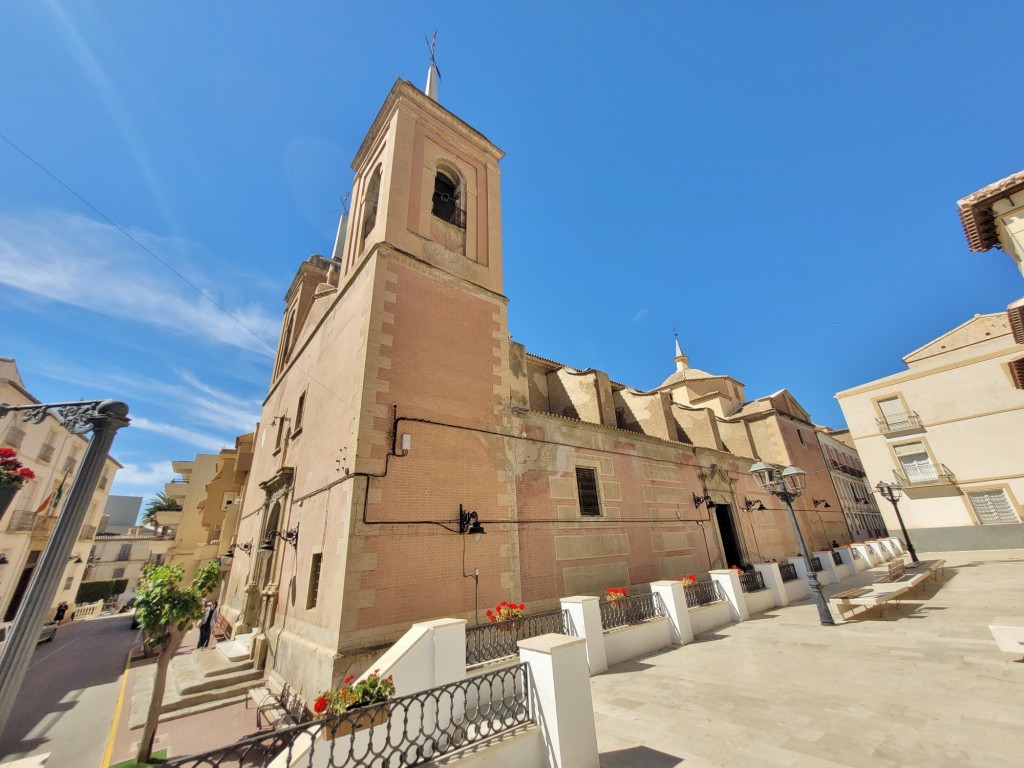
593,550 -> 1024,768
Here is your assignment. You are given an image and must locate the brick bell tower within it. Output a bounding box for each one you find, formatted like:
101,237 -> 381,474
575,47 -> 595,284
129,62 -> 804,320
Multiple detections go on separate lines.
227,74 -> 516,699
332,79 -> 517,652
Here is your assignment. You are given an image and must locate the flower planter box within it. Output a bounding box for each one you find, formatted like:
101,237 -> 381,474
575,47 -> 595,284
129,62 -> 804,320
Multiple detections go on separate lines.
319,706 -> 389,740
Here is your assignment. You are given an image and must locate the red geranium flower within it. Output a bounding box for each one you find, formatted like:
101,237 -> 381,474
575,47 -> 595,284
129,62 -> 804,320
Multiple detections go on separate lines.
313,696 -> 328,714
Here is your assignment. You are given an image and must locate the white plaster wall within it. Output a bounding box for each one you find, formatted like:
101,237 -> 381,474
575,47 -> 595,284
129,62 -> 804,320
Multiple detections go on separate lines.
602,618 -> 673,666
433,727 -> 548,767
783,578 -> 808,602
688,602 -> 732,636
744,588 -> 775,615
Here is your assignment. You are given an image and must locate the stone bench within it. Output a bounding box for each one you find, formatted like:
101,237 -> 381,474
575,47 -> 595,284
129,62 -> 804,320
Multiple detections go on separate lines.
988,617 -> 1024,662
831,584 -> 911,618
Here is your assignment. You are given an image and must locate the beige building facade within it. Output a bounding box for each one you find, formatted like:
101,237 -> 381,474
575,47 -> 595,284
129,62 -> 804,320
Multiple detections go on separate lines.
836,305 -> 1024,550
0,358 -> 121,621
815,428 -> 887,541
164,435 -> 254,585
221,79 -> 857,705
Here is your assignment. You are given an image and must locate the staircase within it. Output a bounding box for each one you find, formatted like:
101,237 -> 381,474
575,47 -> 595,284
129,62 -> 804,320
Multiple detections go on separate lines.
129,642 -> 263,728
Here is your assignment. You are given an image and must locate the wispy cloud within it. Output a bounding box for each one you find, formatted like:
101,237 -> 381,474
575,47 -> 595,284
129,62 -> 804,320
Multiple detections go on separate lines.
114,460 -> 175,497
131,416 -> 230,453
632,308 -> 649,323
0,210 -> 280,354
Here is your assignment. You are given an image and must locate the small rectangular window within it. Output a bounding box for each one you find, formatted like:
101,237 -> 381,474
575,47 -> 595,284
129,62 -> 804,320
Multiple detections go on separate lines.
294,392 -> 306,433
117,544 -> 132,561
307,553 -> 323,609
112,567 -> 125,579
64,577 -> 73,590
797,429 -> 805,446
575,467 -> 601,517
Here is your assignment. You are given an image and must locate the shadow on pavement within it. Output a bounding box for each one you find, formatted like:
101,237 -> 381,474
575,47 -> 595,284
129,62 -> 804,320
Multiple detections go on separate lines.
601,744 -> 685,766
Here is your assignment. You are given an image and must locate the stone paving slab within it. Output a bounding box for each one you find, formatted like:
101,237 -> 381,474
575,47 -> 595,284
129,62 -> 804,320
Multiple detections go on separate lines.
592,549 -> 1024,768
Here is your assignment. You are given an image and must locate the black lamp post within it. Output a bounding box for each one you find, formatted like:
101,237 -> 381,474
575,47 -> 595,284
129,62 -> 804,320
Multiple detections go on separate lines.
875,482 -> 918,563
749,461 -> 835,626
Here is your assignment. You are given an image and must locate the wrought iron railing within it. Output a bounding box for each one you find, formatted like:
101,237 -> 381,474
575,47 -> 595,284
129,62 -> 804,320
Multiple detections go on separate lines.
875,411 -> 923,433
810,556 -> 824,573
738,571 -> 766,593
466,609 -> 572,666
893,463 -> 956,487
157,663 -> 531,768
684,580 -> 726,608
831,550 -> 843,566
598,592 -> 665,630
779,563 -> 798,582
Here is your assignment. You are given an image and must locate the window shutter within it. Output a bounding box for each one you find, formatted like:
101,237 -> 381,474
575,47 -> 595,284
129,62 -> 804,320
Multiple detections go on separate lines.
967,490 -> 1019,525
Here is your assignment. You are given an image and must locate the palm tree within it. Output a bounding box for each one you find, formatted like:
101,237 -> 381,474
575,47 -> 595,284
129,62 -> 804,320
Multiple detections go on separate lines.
141,491 -> 182,534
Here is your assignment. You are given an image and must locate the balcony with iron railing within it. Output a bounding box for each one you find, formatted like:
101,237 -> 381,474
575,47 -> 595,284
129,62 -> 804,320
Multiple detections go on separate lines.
876,411 -> 923,434
893,463 -> 957,488
778,563 -> 799,582
825,458 -> 866,479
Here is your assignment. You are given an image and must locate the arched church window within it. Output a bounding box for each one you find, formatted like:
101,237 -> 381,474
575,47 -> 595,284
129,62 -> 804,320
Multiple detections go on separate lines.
362,166 -> 381,242
432,170 -> 465,229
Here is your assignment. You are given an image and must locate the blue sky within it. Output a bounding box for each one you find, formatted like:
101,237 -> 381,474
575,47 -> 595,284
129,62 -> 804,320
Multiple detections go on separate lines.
2,3 -> 1022,501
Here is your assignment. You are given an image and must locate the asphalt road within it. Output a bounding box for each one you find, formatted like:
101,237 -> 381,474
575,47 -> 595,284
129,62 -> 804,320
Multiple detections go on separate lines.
0,613 -> 139,768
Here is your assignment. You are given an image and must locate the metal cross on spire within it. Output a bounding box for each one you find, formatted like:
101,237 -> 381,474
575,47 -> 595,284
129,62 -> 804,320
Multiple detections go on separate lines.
425,30 -> 441,101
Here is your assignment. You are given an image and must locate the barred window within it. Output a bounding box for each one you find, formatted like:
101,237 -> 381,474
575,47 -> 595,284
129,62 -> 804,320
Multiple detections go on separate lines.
575,467 -> 601,517
1009,357 -> 1024,389
967,490 -> 1020,525
431,171 -> 465,228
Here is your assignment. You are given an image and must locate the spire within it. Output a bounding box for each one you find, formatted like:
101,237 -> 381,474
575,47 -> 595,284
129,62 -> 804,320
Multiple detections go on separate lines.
330,194 -> 349,263
674,337 -> 689,372
424,31 -> 441,101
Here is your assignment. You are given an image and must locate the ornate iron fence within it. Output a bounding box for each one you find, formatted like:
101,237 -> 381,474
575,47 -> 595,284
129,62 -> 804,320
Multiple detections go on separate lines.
157,663 -> 532,768
738,570 -> 766,593
810,556 -> 824,573
598,592 -> 665,630
683,580 -> 726,608
779,563 -> 798,582
466,609 -> 572,666
832,550 -> 843,566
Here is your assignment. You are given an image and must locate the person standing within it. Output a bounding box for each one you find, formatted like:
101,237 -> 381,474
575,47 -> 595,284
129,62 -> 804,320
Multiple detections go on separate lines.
53,601 -> 68,624
197,601 -> 215,649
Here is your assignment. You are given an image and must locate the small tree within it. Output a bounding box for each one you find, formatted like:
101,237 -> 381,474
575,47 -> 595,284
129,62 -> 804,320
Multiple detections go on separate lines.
141,491 -> 182,533
133,562 -> 219,763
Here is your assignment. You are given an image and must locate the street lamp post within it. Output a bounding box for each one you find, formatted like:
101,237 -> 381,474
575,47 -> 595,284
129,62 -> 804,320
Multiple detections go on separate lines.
875,482 -> 918,563
0,400 -> 130,733
749,461 -> 835,627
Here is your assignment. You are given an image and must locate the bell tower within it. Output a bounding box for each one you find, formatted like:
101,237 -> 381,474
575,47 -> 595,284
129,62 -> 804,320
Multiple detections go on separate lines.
341,79 -> 505,296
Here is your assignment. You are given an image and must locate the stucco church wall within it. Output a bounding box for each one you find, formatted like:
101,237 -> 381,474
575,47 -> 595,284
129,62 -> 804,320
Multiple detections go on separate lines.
673,406 -> 722,450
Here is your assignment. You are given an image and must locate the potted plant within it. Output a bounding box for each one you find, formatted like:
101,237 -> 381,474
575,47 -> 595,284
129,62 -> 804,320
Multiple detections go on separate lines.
0,447 -> 35,521
676,574 -> 697,586
604,587 -> 629,601
486,600 -> 525,631
313,669 -> 396,740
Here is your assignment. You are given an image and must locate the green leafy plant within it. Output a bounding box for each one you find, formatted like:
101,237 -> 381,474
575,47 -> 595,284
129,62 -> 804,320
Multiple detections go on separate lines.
313,669 -> 396,716
132,562 -> 219,763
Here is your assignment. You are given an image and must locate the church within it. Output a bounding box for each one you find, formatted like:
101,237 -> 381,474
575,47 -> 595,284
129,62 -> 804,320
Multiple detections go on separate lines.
220,74 -> 852,703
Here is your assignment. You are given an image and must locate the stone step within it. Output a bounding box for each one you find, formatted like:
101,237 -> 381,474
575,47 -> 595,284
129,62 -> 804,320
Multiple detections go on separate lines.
217,639 -> 251,663
176,660 -> 262,696
130,673 -> 264,729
